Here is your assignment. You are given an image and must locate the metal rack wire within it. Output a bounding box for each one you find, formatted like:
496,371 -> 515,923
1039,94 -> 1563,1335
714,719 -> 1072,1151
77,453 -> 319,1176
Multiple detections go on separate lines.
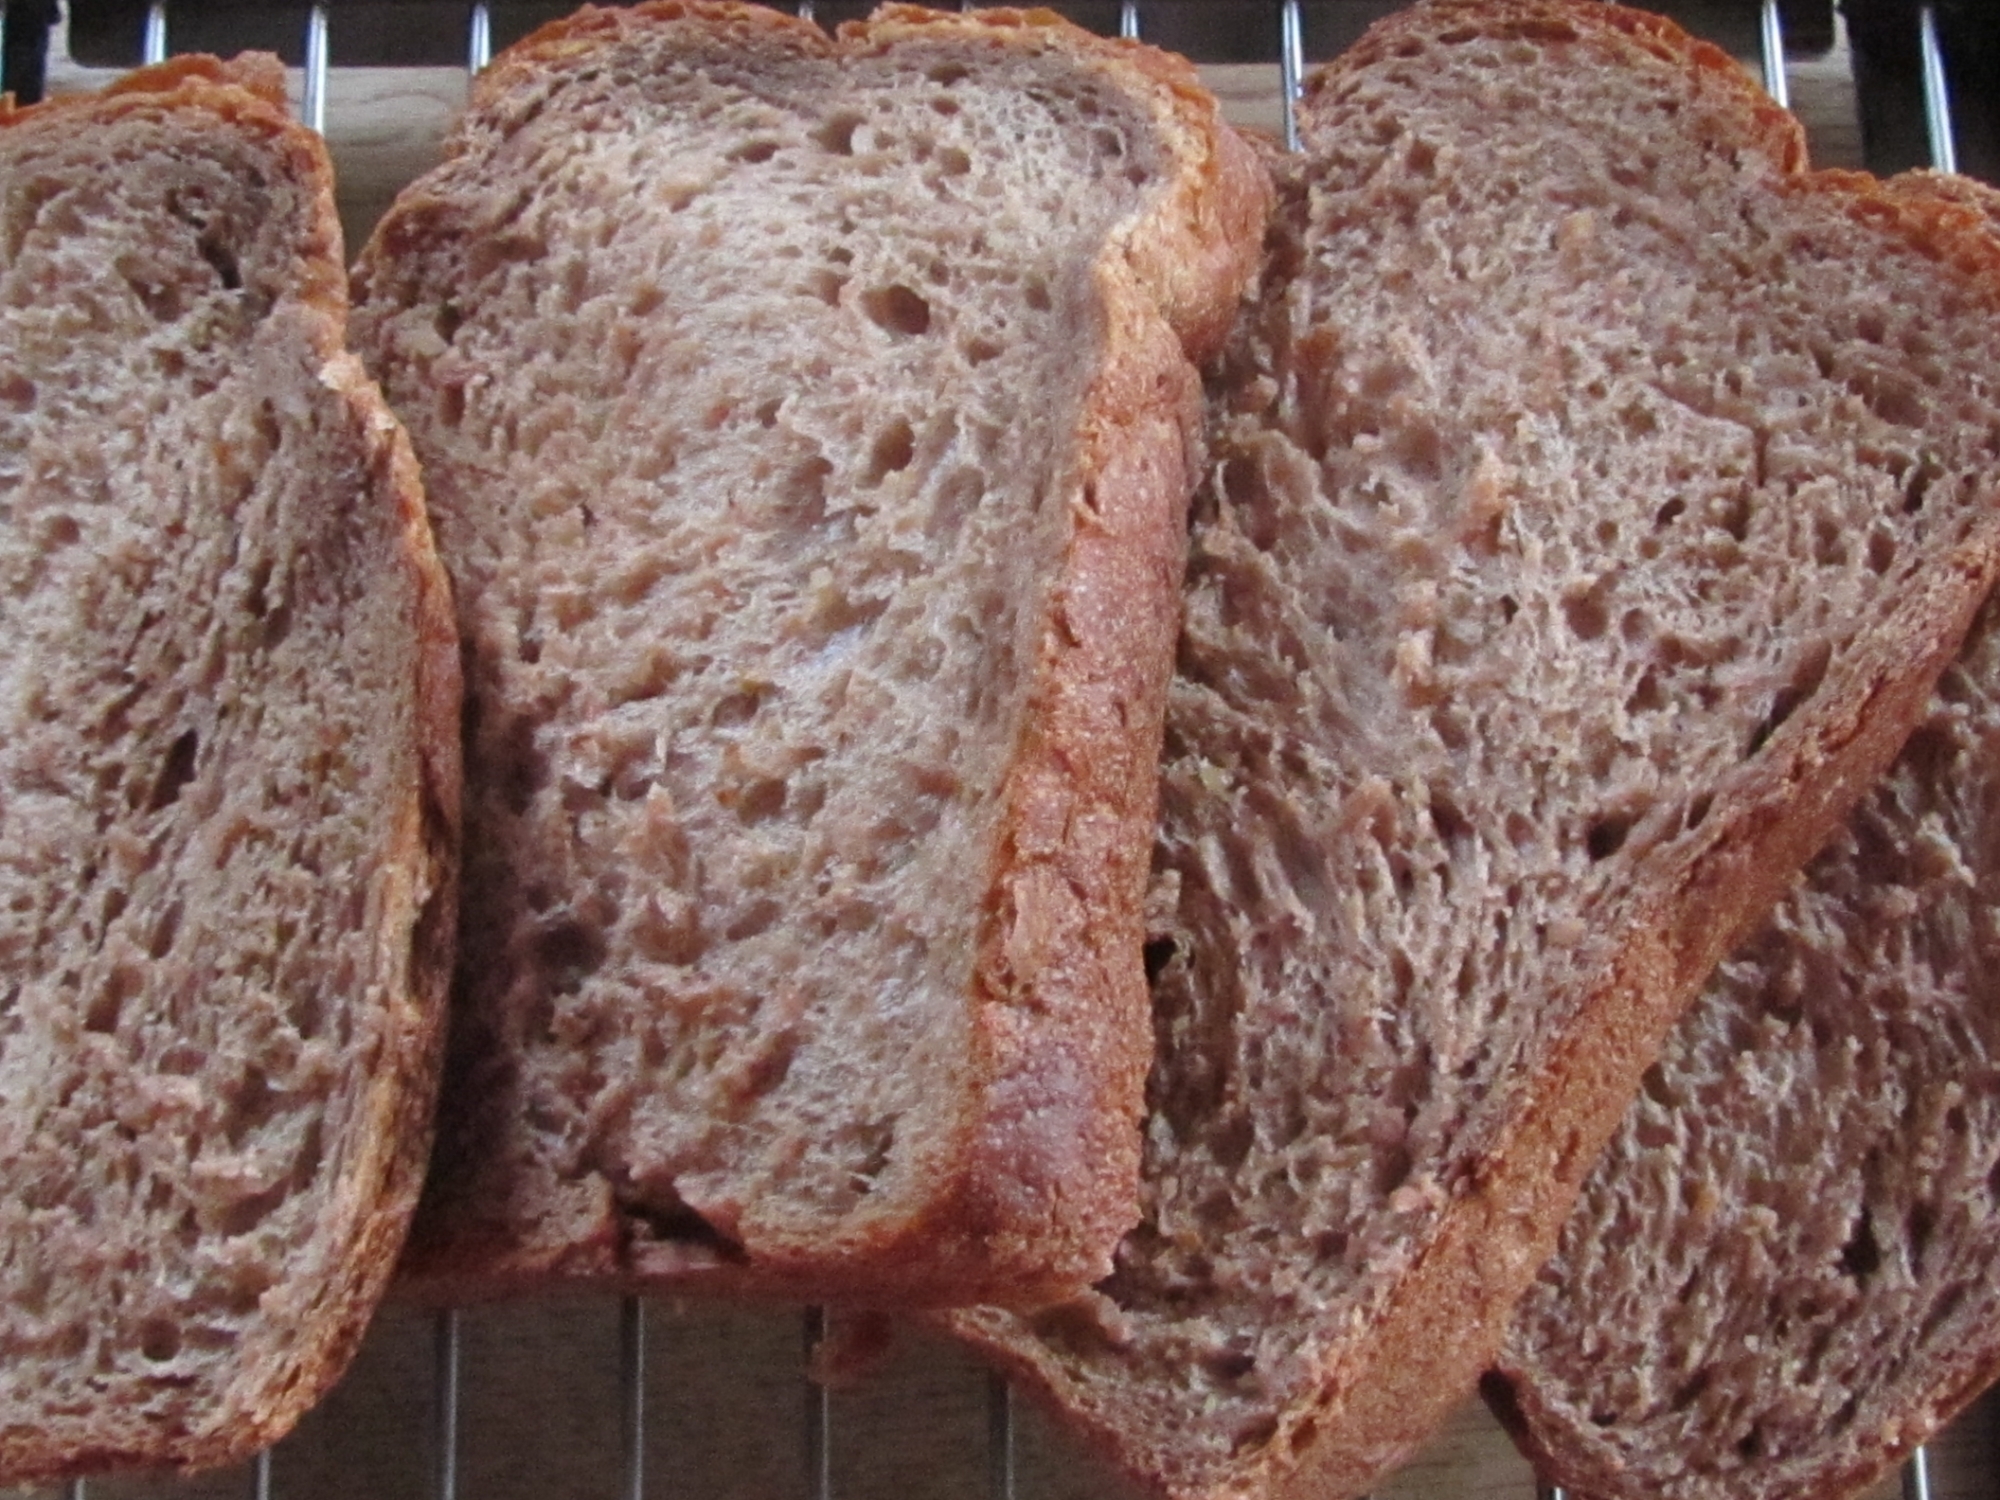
9,2 -> 1995,1497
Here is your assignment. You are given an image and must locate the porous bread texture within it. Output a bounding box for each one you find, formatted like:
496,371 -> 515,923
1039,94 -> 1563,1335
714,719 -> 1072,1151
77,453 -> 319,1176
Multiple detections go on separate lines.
350,1 -> 1267,1305
0,56 -> 460,1482
948,5 -> 2000,1497
1487,167 -> 2000,1500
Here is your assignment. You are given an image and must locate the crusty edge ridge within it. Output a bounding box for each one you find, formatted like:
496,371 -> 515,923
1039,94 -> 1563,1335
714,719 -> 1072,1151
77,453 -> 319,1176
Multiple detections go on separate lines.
0,61 -> 462,1482
944,1 -> 2000,1493
384,1 -> 1268,1308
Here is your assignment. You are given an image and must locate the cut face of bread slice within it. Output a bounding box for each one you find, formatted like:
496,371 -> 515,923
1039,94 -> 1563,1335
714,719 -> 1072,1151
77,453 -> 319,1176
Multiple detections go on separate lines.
0,57 -> 460,1482
947,5 -> 2000,1497
349,1 -> 1267,1305
1485,167 -> 2000,1500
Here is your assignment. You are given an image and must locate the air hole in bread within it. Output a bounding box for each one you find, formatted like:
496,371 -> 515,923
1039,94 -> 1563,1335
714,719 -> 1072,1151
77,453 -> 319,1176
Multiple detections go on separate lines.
145,729 -> 201,813
197,231 -> 242,292
1585,812 -> 1632,862
1429,794 -> 1470,850
146,899 -> 183,960
860,283 -> 930,336
84,963 -> 141,1034
865,418 -> 916,483
1023,276 -> 1052,313
1563,584 -> 1610,641
1902,454 -> 1940,514
619,1181 -> 750,1260
1639,1062 -> 1678,1109
1715,488 -> 1752,542
1867,529 -> 1897,573
1372,1142 -> 1413,1197
731,776 -> 788,824
1683,791 -> 1713,832
1654,496 -> 1685,529
1669,1368 -> 1711,1413
1204,1347 -> 1257,1384
1840,1208 -> 1882,1281
1616,668 -> 1664,720
216,1179 -> 289,1239
536,919 -> 607,997
711,686 -> 769,729
1746,640 -> 1830,757
139,1319 -> 182,1363
779,455 -> 833,528
1907,1201 -> 1937,1272
1920,1283 -> 1969,1346
727,138 -> 781,165
0,372 -> 34,410
814,111 -> 863,155
262,597 -> 294,650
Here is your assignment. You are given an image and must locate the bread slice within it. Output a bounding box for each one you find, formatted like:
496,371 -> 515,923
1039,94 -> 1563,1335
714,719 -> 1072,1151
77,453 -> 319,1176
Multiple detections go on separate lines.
1483,164 -> 2000,1500
0,56 -> 459,1481
945,5 -> 2000,1496
349,1 -> 1267,1306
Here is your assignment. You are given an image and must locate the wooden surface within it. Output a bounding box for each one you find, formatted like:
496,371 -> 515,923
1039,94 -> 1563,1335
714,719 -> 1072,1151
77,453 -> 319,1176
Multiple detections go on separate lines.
19,4 -> 2000,1498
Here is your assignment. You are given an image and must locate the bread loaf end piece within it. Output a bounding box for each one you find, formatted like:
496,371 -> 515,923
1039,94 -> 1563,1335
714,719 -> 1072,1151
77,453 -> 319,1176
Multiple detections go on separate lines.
0,57 -> 460,1481
1487,158 -> 2000,1500
949,5 -> 2000,1496
352,1 -> 1267,1307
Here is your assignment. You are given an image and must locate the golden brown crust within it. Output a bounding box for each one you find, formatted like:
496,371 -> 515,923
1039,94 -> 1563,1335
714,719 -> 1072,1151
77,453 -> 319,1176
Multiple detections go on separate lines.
0,58 -> 461,1482
379,0 -> 1267,1309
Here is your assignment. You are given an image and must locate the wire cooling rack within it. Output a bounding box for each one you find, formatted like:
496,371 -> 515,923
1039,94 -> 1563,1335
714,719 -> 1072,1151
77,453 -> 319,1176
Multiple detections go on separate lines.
6,2 -> 2000,1498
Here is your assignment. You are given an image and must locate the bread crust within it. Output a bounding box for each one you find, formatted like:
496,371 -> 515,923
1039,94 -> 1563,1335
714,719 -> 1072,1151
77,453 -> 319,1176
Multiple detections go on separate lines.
947,4 -> 2000,1495
366,2 -> 1267,1307
0,58 -> 460,1482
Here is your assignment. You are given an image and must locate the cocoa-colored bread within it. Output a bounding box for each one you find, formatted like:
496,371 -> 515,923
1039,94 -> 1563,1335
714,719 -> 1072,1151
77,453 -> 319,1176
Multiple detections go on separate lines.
349,1 -> 1268,1306
947,5 -> 2000,1496
0,56 -> 460,1481
1486,165 -> 2000,1500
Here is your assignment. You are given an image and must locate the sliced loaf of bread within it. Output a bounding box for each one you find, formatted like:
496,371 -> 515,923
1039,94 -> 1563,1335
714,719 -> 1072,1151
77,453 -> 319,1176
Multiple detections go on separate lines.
349,1 -> 1267,1305
1485,164 -> 2000,1500
947,5 -> 2000,1496
0,56 -> 459,1480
